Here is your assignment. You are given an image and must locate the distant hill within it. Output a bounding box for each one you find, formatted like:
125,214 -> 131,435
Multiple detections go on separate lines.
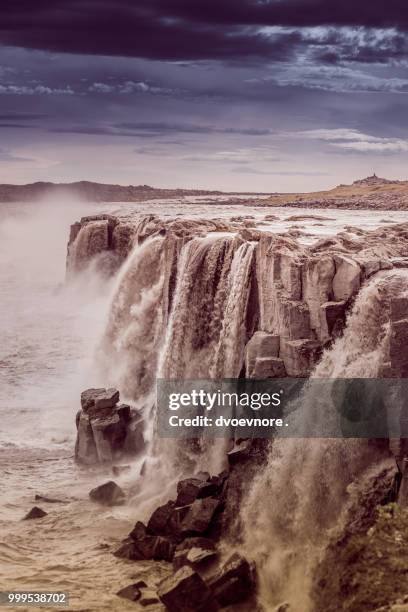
0,180 -> 227,203
263,175 -> 408,211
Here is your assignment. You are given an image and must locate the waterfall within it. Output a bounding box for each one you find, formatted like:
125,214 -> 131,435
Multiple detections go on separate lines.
160,235 -> 236,379
210,241 -> 256,378
240,270 -> 408,611
96,236 -> 165,406
156,235 -> 256,477
93,231 -> 257,503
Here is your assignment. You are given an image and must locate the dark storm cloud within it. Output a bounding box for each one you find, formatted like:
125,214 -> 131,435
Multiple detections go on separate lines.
0,1 -> 301,62
1,0 -> 408,63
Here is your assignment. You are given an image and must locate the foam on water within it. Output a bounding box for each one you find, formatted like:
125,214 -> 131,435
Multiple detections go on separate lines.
1,199 -> 408,609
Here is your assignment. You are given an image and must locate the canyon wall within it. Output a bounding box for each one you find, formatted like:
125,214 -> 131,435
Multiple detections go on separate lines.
67,213 -> 408,383
67,213 -> 408,611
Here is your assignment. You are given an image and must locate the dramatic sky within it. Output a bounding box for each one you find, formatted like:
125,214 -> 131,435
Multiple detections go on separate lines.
1,1 -> 408,190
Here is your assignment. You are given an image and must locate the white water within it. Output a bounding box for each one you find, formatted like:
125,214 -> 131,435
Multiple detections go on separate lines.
1,199 -> 407,610
241,271 -> 408,611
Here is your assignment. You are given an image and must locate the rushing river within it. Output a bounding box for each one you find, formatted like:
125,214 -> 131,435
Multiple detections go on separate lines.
1,199 -> 408,611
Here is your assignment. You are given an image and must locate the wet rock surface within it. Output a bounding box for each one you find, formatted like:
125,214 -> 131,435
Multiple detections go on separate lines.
23,506 -> 48,520
89,481 -> 125,506
75,387 -> 144,465
67,212 -> 408,377
158,566 -> 219,611
112,467 -> 257,610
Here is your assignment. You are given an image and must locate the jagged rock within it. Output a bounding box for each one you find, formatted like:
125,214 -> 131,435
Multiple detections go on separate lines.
116,583 -> 142,602
208,553 -> 256,607
302,255 -> 335,339
111,222 -> 137,261
180,498 -> 221,537
68,220 -> 110,273
91,413 -> 127,463
81,387 -> 120,415
23,506 -> 47,520
114,533 -> 175,562
173,537 -> 217,570
278,299 -> 312,340
332,255 -> 361,301
75,388 -> 144,465
75,412 -> 98,465
158,566 -> 218,611
114,539 -> 144,561
280,254 -> 303,300
280,338 -> 321,376
253,356 -> 287,378
89,481 -> 125,506
147,500 -> 176,535
245,332 -> 280,377
167,505 -> 192,540
176,477 -> 219,506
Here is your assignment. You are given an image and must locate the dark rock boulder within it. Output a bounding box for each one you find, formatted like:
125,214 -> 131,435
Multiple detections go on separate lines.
75,411 -> 98,465
81,387 -> 119,415
158,566 -> 219,611
208,553 -> 256,607
113,538 -> 145,561
116,583 -> 143,602
75,388 -> 144,465
173,537 -> 218,571
147,500 -> 176,535
116,521 -> 175,562
176,477 -> 220,506
89,481 -> 125,506
180,498 -> 221,537
23,506 -> 47,520
114,535 -> 174,562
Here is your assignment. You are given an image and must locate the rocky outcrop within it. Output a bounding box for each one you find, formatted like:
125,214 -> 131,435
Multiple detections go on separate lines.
66,214 -> 130,276
23,506 -> 47,520
89,481 -> 125,506
312,461 -> 401,612
113,468 -> 257,610
158,567 -> 218,611
75,388 -> 144,465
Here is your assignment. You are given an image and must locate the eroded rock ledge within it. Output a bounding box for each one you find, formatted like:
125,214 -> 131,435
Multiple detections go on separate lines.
67,213 -> 408,378
75,387 -> 144,465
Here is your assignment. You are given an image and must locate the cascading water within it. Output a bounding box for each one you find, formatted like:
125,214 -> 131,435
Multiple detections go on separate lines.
94,231 -> 257,504
210,241 -> 256,378
240,271 -> 408,611
96,236 -> 165,408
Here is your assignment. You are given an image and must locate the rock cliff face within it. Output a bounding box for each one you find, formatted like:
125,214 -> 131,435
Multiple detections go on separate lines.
67,213 -> 408,380
75,387 -> 144,465
67,212 -> 408,611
